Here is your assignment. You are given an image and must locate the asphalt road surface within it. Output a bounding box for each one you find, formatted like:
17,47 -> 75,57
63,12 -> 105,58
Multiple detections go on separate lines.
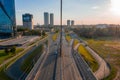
0,36 -> 39,47
73,50 -> 97,80
61,35 -> 82,80
27,33 -> 59,80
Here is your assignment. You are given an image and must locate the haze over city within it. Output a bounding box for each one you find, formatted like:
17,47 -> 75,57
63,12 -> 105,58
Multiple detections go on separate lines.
16,0 -> 120,25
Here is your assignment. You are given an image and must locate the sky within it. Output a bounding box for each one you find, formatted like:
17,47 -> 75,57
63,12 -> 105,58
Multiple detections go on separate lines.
15,0 -> 120,25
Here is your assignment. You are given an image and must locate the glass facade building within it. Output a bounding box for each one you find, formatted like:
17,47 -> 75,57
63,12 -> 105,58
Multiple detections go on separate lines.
0,0 -> 16,34
22,13 -> 34,30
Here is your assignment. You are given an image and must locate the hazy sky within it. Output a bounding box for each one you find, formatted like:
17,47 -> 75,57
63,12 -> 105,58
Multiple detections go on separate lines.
15,0 -> 120,25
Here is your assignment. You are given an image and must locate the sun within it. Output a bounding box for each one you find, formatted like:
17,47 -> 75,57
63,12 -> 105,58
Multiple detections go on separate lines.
111,0 -> 120,15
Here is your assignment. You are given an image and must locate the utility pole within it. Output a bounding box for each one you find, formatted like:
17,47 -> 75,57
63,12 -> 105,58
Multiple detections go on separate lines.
60,0 -> 62,57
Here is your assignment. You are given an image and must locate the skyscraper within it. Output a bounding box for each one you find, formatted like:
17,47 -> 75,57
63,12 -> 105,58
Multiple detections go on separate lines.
50,13 -> 54,26
67,20 -> 71,26
22,13 -> 34,30
0,0 -> 16,36
71,20 -> 75,26
44,12 -> 49,26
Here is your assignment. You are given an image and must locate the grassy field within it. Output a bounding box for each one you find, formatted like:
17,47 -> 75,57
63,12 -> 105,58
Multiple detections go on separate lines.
86,39 -> 120,80
21,45 -> 43,74
0,48 -> 24,64
77,45 -> 99,72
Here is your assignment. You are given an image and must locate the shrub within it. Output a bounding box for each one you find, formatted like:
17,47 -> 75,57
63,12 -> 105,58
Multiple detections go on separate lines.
10,46 -> 16,54
4,48 -> 9,54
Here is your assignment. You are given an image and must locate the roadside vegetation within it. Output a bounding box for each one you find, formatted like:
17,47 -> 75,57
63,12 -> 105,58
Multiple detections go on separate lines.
0,48 -> 26,80
77,45 -> 99,72
52,33 -> 58,41
65,34 -> 71,42
86,39 -> 119,80
0,48 -> 24,64
17,27 -> 46,36
21,45 -> 43,74
73,39 -> 79,47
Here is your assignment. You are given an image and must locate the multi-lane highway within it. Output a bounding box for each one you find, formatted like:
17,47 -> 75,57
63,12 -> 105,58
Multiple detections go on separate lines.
26,30 -> 98,80
26,33 -> 59,80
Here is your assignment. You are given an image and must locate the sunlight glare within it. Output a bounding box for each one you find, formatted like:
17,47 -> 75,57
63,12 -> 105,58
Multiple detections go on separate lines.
111,0 -> 120,15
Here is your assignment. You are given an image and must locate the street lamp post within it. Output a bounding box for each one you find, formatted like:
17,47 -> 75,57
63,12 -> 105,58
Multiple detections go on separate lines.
60,0 -> 62,57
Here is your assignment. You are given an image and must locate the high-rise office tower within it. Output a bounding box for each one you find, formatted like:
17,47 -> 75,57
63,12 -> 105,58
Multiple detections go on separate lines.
0,0 -> 16,36
67,20 -> 71,26
22,13 -> 34,30
71,20 -> 75,26
44,12 -> 49,26
50,13 -> 54,26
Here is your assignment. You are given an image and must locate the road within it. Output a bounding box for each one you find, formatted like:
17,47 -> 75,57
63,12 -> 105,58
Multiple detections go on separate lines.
6,46 -> 36,80
70,32 -> 110,80
5,37 -> 48,80
26,31 -> 82,80
26,33 -> 59,80
26,30 -> 99,80
73,50 -> 97,80
0,36 -> 39,47
60,34 -> 82,80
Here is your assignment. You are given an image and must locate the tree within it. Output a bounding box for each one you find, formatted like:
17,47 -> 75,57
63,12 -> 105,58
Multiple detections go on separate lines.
42,31 -> 46,36
10,46 -> 16,54
4,48 -> 9,54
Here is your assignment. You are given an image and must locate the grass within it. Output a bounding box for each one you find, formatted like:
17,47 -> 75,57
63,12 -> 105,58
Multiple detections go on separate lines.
0,67 -> 12,80
73,39 -> 79,47
66,35 -> 71,42
0,48 -> 27,80
21,45 -> 43,74
85,39 -> 120,80
77,45 -> 99,72
102,65 -> 117,80
0,48 -> 24,64
66,34 -> 99,72
52,33 -> 58,41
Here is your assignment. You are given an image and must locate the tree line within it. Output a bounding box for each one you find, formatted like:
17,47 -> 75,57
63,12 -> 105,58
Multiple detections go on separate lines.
73,27 -> 120,39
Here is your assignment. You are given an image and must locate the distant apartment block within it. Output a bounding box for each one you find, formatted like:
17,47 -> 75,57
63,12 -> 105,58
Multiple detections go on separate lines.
0,0 -> 16,36
50,13 -> 54,26
22,13 -> 34,30
44,12 -> 49,26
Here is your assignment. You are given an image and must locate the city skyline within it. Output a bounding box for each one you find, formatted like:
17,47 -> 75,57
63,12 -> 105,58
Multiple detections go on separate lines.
16,0 -> 120,25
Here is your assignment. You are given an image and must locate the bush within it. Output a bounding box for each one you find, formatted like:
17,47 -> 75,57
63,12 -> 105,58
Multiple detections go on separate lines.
4,48 -> 9,54
10,46 -> 16,54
